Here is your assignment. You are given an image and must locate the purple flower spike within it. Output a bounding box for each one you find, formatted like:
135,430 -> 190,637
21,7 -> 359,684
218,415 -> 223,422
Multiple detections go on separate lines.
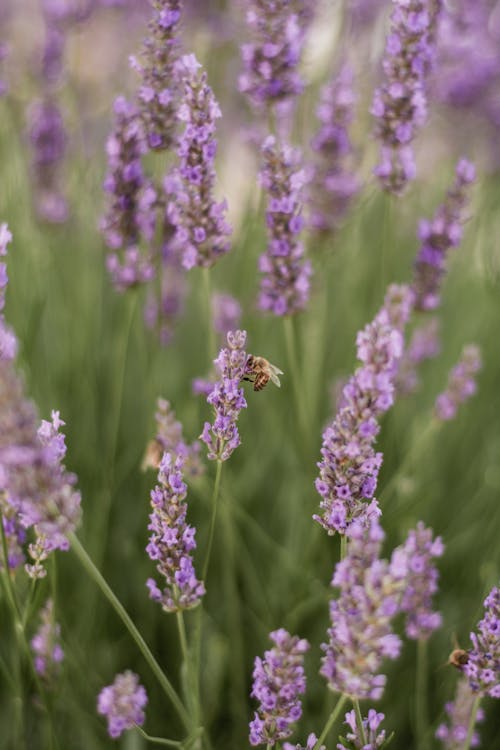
258,136 -> 311,316
239,0 -> 317,110
249,628 -> 309,747
212,293 -> 242,337
396,317 -> 440,394
142,397 -> 204,479
436,678 -> 485,749
321,519 -> 405,701
132,0 -> 183,152
102,96 -> 156,290
165,54 -> 232,270
464,586 -> 500,698
372,0 -> 442,194
392,522 -> 444,640
146,452 -> 205,612
315,285 -> 413,535
412,159 -> 475,311
28,99 -> 69,224
435,344 -> 481,422
97,671 -> 148,739
200,330 -> 248,462
338,708 -> 387,750
31,599 -> 64,679
309,64 -> 360,235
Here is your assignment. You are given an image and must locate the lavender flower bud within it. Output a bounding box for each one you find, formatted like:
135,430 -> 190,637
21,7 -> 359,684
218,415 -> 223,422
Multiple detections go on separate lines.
165,54 -> 232,270
392,522 -> 444,639
102,96 -> 156,289
337,708 -> 387,750
142,397 -> 204,479
396,317 -> 440,394
284,734 -> 323,750
309,64 -> 360,236
200,330 -> 248,462
315,284 -> 413,535
412,159 -> 475,311
249,628 -> 309,747
212,292 -> 242,337
258,136 -> 311,316
132,0 -> 183,151
435,344 -> 481,421
463,586 -> 500,698
239,0 -> 316,110
97,671 -> 148,739
436,678 -> 485,749
321,519 -> 405,701
146,452 -> 205,612
372,0 -> 442,194
31,599 -> 64,679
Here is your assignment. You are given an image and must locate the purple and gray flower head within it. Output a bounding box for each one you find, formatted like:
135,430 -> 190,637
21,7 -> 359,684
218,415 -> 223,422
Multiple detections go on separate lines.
337,708 -> 387,750
436,678 -> 485,749
283,734 -> 323,750
131,0 -> 183,151
200,330 -> 248,462
239,0 -> 317,110
102,96 -> 156,290
258,136 -> 311,316
31,598 -> 64,679
396,317 -> 440,394
412,159 -> 475,311
391,522 -> 444,639
371,0 -> 443,194
146,452 -> 204,612
321,519 -> 405,700
435,344 -> 481,422
142,397 -> 203,479
463,585 -> 500,698
309,64 -> 360,235
249,628 -> 309,747
97,671 -> 148,739
27,98 -> 69,224
315,284 -> 413,535
165,53 -> 231,270
212,292 -> 242,337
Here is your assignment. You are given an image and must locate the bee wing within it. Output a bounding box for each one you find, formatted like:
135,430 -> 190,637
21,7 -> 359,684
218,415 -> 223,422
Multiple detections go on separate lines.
269,364 -> 283,387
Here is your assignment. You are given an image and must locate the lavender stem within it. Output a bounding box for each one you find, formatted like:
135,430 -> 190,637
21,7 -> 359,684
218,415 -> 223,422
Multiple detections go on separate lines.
202,459 -> 223,580
416,638 -> 428,750
314,694 -> 348,749
69,533 -> 190,730
353,698 -> 368,746
463,696 -> 482,750
176,610 -> 199,726
284,316 -> 311,452
135,726 -> 182,747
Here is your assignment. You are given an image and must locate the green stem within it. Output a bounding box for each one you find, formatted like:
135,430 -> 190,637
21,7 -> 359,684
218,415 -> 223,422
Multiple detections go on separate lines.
340,535 -> 347,561
415,639 -> 428,750
463,695 -> 481,750
0,511 -> 23,622
314,694 -> 348,749
353,698 -> 367,746
135,725 -> 182,747
69,533 -> 190,730
22,578 -> 38,629
203,268 -> 216,365
283,316 -> 311,453
176,611 -> 198,724
202,460 -> 223,581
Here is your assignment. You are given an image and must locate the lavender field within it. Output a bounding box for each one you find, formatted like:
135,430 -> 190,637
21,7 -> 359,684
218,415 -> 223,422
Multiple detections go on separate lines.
1,1 -> 500,748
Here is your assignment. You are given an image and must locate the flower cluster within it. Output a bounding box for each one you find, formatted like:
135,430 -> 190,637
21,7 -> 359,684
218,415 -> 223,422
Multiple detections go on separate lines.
284,734 -> 323,750
258,136 -> 311,316
321,519 -> 405,700
31,599 -> 64,679
97,671 -> 148,739
309,64 -> 359,235
412,159 -> 475,311
132,0 -> 183,151
338,709 -> 387,750
239,0 -> 316,110
396,317 -> 440,394
372,0 -> 442,194
212,292 -> 242,337
392,522 -> 444,639
142,397 -> 203,479
315,285 -> 413,535
200,330 -> 248,462
464,586 -> 500,698
434,344 -> 481,422
436,678 -> 485,749
102,97 -> 156,289
165,54 -> 231,270
249,628 -> 309,747
146,452 -> 205,612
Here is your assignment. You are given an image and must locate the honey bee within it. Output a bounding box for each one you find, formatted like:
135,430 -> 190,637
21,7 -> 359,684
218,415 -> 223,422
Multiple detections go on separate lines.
244,355 -> 283,392
448,648 -> 469,670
